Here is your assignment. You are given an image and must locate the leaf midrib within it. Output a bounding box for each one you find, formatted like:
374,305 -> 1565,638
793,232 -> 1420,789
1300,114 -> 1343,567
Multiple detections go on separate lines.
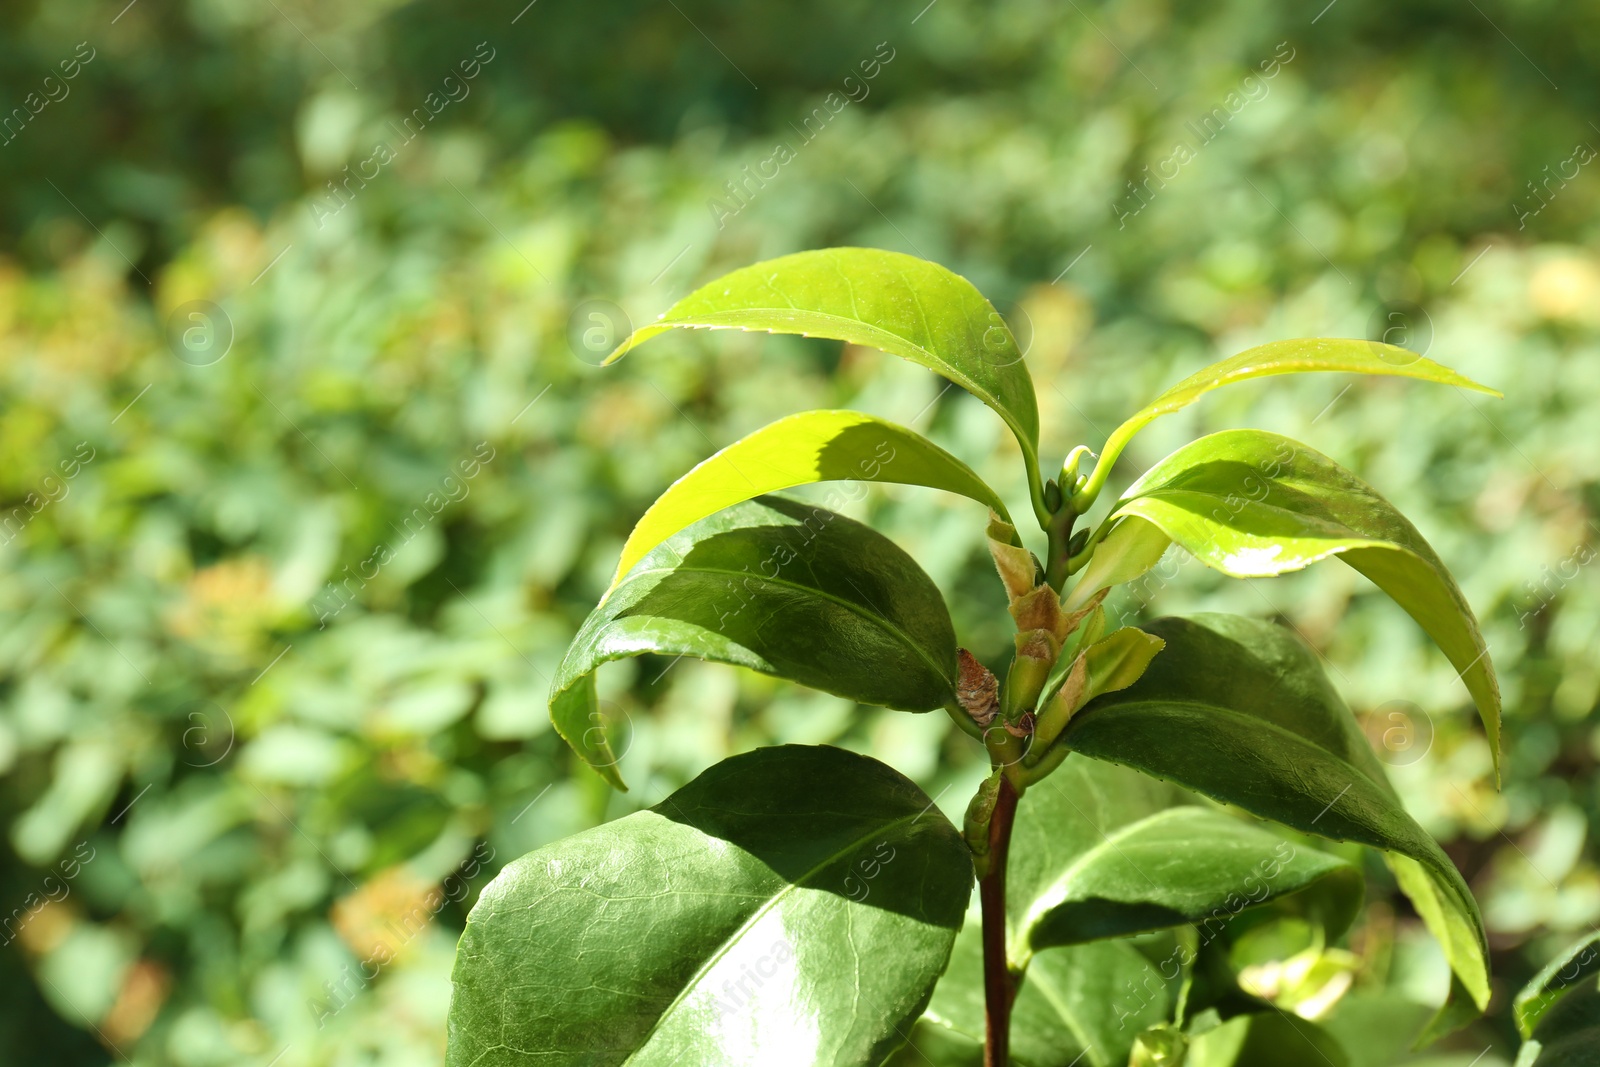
621,805 -> 943,1064
656,307 -> 997,413
1066,698 -> 1409,837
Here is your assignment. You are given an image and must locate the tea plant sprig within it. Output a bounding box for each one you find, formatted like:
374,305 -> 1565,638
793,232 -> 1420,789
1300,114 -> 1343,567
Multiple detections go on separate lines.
447,248 -> 1504,1067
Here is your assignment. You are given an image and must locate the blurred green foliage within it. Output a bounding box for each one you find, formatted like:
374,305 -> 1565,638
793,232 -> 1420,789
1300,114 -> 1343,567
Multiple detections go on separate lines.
1,0 -> 1597,1063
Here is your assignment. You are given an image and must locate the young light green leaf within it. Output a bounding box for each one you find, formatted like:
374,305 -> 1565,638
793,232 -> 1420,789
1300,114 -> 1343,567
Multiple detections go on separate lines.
446,745 -> 971,1067
885,920 -> 1171,1067
552,496 -> 957,789
1008,759 -> 1362,964
1063,514 -> 1172,611
1059,614 -> 1491,1032
1515,931 -> 1600,1038
1074,337 -> 1501,511
607,409 -> 1009,595
607,248 -> 1045,519
1031,625 -> 1166,758
1103,429 -> 1500,777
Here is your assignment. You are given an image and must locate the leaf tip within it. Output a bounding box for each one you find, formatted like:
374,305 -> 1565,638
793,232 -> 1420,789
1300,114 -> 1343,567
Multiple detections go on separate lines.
601,334 -> 638,365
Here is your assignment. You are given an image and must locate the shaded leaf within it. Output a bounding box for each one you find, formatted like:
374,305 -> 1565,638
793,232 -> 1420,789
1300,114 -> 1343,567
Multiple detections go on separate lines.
1520,978 -> 1600,1067
886,920 -> 1170,1067
1008,759 -> 1362,962
1059,614 -> 1490,1030
1516,931 -> 1600,1038
446,745 -> 971,1067
1186,1010 -> 1350,1067
1104,429 -> 1500,776
551,496 -> 957,789
607,409 -> 1009,594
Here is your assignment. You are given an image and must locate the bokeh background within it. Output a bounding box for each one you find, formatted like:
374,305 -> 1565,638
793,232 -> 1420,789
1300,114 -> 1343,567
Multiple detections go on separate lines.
2,0 -> 1598,1063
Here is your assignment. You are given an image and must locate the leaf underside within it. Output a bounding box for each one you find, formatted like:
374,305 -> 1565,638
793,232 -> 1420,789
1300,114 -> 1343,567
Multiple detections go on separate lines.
607,409 -> 1010,593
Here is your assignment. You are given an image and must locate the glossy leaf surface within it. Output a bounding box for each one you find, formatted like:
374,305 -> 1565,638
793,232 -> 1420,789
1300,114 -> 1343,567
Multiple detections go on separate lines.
1516,931 -> 1600,1038
1059,614 -> 1491,1022
607,247 -> 1041,495
1010,759 -> 1362,963
885,920 -> 1169,1067
607,409 -> 1008,594
447,745 -> 971,1067
1106,429 -> 1500,773
551,496 -> 957,789
1078,337 -> 1500,508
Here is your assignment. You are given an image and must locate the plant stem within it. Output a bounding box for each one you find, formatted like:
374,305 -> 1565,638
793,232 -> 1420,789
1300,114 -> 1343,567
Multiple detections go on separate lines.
980,773 -> 1020,1067
1044,507 -> 1076,592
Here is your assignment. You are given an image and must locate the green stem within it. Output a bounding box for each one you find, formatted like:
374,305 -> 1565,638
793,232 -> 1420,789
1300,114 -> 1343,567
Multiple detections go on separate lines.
1043,507 -> 1076,593
980,774 -> 1020,1067
1023,449 -> 1051,530
1071,419 -> 1142,514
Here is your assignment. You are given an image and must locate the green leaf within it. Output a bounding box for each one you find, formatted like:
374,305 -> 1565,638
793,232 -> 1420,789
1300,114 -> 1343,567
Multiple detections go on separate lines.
1063,514 -> 1173,611
1519,979 -> 1600,1067
1103,428 -> 1501,776
551,496 -> 958,789
446,745 -> 971,1067
886,920 -> 1171,1067
1059,613 -> 1491,1031
1516,931 -> 1600,1038
1033,624 -> 1167,754
608,248 -> 1044,518
607,409 -> 1010,595
1008,759 -> 1362,963
1074,337 -> 1501,511
1186,1010 -> 1351,1067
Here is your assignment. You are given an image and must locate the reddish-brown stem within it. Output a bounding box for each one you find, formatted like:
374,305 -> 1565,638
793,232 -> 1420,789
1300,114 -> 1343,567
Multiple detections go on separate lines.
980,774 -> 1021,1067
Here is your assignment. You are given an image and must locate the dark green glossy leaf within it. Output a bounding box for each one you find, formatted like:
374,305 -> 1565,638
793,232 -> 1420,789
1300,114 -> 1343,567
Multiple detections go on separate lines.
1522,979 -> 1600,1066
551,496 -> 957,788
1075,337 -> 1500,510
607,409 -> 1009,594
886,920 -> 1170,1067
1059,614 -> 1490,1029
446,745 -> 971,1067
1101,429 -> 1500,774
608,248 -> 1043,515
1517,931 -> 1600,1038
1009,759 -> 1362,962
